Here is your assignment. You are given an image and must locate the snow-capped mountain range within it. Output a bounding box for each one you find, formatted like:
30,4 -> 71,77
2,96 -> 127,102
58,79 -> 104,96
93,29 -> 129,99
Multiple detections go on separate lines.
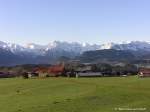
0,41 -> 150,55
0,40 -> 150,66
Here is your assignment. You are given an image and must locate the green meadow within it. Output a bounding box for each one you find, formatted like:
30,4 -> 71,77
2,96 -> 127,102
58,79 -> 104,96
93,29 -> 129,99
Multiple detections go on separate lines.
0,76 -> 150,112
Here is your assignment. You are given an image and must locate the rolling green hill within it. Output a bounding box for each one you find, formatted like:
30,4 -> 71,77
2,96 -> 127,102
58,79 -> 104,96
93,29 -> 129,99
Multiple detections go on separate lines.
0,77 -> 150,112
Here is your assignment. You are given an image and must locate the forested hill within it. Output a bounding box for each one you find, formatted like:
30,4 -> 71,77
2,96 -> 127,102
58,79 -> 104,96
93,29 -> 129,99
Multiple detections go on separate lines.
77,49 -> 137,63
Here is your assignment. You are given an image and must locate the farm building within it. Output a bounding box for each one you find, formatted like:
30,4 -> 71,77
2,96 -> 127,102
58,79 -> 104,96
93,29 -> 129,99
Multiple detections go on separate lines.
47,64 -> 65,77
75,65 -> 102,77
139,68 -> 150,77
0,72 -> 15,78
23,72 -> 39,78
76,72 -> 102,78
76,65 -> 92,73
34,64 -> 65,77
34,67 -> 49,78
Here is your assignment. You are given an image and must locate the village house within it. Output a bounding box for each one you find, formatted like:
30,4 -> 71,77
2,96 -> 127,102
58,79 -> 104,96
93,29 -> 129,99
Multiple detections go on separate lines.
139,68 -> 150,77
76,72 -> 102,78
74,64 -> 102,78
34,67 -> 49,78
47,64 -> 65,77
33,64 -> 65,77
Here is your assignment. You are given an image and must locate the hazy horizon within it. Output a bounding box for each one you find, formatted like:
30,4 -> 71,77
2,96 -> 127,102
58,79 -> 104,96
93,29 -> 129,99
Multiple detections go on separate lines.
0,0 -> 150,45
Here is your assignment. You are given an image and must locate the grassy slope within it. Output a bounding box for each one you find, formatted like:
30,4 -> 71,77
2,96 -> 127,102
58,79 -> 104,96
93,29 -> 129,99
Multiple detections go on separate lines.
0,76 -> 150,112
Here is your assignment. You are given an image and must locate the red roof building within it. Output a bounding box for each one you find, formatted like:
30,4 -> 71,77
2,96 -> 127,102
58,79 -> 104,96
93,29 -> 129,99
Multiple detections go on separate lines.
48,65 -> 65,76
34,64 -> 65,77
139,68 -> 150,77
34,67 -> 48,73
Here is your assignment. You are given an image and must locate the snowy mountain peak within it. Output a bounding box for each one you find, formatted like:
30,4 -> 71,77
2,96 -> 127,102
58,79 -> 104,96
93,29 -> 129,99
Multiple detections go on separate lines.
0,41 -> 150,56
100,42 -> 115,49
26,43 -> 47,49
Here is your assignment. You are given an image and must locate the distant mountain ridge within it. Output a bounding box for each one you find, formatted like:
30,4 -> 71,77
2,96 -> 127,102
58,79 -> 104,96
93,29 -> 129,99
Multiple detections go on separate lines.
1,41 -> 150,54
77,49 -> 137,63
0,40 -> 150,66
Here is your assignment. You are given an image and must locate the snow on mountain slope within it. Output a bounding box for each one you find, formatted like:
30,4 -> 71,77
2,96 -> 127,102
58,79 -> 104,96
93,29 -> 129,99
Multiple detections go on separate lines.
25,43 -> 46,50
100,43 -> 115,49
24,41 -> 101,55
111,41 -> 150,51
0,41 -> 150,56
0,41 -> 26,53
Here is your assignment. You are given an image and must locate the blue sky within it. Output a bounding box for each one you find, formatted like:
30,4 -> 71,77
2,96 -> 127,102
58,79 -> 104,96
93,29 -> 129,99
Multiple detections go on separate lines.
0,0 -> 150,45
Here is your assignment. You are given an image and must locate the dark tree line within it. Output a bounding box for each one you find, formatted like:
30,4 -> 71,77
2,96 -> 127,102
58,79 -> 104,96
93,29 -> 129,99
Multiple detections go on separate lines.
91,63 -> 138,76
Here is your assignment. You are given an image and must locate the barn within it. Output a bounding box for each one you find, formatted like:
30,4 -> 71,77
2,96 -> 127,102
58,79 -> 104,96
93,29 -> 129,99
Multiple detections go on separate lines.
76,72 -> 102,78
48,64 -> 65,77
34,67 -> 49,78
139,68 -> 150,77
34,64 -> 65,77
75,65 -> 102,78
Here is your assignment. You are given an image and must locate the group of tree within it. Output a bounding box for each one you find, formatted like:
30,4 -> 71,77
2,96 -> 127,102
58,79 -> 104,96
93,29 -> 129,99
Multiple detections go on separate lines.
64,62 -> 139,76
91,63 -> 138,76
0,62 -> 139,78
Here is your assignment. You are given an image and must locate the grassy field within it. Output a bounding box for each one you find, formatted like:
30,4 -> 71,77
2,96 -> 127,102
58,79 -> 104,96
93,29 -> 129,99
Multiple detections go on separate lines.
0,76 -> 150,112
